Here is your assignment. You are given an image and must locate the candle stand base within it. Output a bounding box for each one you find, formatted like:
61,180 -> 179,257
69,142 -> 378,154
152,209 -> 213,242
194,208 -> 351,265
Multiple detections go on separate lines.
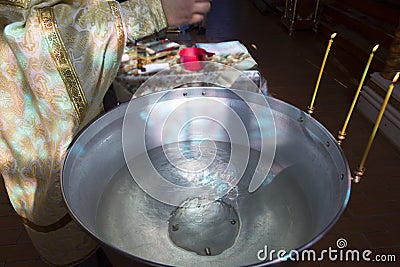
281,0 -> 320,35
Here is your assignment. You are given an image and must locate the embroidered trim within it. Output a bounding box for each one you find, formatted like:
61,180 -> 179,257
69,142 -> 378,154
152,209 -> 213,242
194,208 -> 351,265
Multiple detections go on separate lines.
0,0 -> 30,8
38,7 -> 88,123
108,1 -> 126,61
21,213 -> 72,233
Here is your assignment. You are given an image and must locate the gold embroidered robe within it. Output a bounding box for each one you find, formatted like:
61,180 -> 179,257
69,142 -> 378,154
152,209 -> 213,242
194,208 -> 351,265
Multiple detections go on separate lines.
0,0 -> 167,265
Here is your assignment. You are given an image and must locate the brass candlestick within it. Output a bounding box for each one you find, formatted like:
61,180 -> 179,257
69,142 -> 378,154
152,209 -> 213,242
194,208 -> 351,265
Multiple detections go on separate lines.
338,44 -> 379,145
353,72 -> 400,183
308,33 -> 337,115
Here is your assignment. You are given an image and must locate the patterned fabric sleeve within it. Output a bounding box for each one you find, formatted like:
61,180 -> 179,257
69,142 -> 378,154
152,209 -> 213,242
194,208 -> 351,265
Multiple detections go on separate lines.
120,0 -> 168,41
0,0 -> 168,265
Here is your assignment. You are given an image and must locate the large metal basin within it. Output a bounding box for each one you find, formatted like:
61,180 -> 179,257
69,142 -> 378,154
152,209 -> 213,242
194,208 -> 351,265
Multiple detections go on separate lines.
61,87 -> 351,266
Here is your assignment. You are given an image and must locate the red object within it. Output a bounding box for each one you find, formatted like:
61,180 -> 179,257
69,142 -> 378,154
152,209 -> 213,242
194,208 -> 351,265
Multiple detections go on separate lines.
179,47 -> 214,71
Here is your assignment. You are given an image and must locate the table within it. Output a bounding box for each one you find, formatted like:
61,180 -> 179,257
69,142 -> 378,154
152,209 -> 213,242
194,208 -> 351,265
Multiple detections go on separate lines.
112,41 -> 268,103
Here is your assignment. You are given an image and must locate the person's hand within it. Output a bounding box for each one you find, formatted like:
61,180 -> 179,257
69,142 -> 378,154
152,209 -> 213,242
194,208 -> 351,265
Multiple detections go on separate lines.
160,0 -> 211,27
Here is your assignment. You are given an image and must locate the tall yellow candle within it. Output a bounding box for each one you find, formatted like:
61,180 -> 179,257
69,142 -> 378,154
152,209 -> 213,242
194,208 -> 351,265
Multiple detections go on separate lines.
308,33 -> 337,115
354,72 -> 400,182
338,44 -> 379,144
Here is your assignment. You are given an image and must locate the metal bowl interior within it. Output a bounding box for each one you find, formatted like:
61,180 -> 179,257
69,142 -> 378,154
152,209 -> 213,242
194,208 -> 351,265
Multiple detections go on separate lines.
61,87 -> 351,267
